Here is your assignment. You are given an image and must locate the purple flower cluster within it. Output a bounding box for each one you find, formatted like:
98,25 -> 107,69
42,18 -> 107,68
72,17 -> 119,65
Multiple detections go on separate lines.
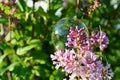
90,31 -> 109,51
90,0 -> 101,11
51,26 -> 114,80
66,26 -> 109,51
65,27 -> 88,50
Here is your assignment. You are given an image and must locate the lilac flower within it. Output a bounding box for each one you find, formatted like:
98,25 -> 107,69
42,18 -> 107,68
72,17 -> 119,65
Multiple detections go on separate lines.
91,31 -> 109,51
102,63 -> 114,80
65,26 -> 89,50
83,51 -> 98,64
51,48 -> 114,80
63,49 -> 77,73
50,48 -> 64,69
98,32 -> 109,51
51,47 -> 77,71
51,26 -> 114,80
65,26 -> 82,48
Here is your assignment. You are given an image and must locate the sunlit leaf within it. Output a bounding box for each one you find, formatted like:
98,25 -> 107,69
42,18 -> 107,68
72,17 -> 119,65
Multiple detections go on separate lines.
55,7 -> 63,17
5,31 -> 14,42
0,54 -> 7,63
16,44 -> 38,55
16,0 -> 26,12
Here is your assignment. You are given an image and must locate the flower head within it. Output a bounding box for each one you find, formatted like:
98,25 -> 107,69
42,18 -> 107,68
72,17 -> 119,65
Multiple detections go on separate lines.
102,63 -> 114,80
51,26 -> 113,80
65,26 -> 89,50
91,31 -> 109,51
51,47 -> 77,71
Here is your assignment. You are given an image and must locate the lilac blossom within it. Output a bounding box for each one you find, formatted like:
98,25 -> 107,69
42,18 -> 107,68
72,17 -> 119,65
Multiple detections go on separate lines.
51,47 -> 77,71
66,26 -> 109,51
97,32 -> 109,51
51,26 -> 114,80
102,63 -> 114,80
91,31 -> 109,51
65,26 -> 89,50
51,47 -> 113,80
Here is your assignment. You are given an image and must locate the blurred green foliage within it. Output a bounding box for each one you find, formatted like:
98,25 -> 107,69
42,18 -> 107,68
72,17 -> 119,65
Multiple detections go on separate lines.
0,0 -> 120,80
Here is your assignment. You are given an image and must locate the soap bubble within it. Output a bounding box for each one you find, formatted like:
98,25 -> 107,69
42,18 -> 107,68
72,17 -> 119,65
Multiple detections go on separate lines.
52,17 -> 86,49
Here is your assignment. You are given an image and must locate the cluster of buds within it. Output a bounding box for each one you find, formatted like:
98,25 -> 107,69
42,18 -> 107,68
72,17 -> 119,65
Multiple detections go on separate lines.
51,26 -> 114,80
80,0 -> 101,15
90,0 -> 101,11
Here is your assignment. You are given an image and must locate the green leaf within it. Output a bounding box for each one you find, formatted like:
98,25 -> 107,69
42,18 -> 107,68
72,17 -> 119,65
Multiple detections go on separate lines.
49,75 -> 54,80
50,70 -> 64,80
5,31 -> 14,42
11,39 -> 17,45
0,43 -> 14,55
30,51 -> 48,64
0,62 -> 18,75
16,0 -> 26,12
16,44 -> 38,55
0,54 -> 7,63
0,25 -> 4,36
12,64 -> 32,80
0,17 -> 8,24
27,39 -> 41,45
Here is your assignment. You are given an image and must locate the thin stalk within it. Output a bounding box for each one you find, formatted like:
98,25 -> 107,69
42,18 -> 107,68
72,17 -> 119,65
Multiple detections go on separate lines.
32,0 -> 35,38
48,0 -> 50,11
7,64 -> 12,80
8,16 -> 12,40
75,0 -> 80,20
99,25 -> 103,60
77,48 -> 80,54
78,76 -> 80,80
8,16 -> 11,30
4,6 -> 13,79
6,55 -> 12,80
88,19 -> 91,28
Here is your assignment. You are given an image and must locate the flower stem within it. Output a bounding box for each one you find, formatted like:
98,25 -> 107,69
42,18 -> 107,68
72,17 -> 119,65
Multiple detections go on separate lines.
99,25 -> 103,60
77,48 -> 80,54
32,0 -> 35,38
75,0 -> 80,20
6,55 -> 12,80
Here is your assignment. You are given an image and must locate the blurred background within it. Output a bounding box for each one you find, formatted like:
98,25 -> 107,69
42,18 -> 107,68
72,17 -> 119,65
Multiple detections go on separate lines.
0,0 -> 120,80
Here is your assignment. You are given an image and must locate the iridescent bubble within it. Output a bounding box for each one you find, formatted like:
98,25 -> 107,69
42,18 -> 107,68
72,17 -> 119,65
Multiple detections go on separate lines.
52,17 -> 86,49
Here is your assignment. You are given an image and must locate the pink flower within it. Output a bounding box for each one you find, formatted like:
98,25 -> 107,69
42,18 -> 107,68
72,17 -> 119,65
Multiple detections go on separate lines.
91,31 -> 109,51
64,49 -> 77,73
51,26 -> 114,80
51,47 -> 77,71
50,48 -> 65,69
65,26 -> 89,50
83,51 -> 98,65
